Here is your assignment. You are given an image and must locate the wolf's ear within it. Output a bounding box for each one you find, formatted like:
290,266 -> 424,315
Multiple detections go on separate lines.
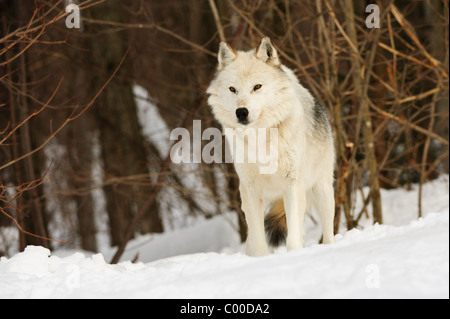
256,37 -> 280,66
218,42 -> 236,70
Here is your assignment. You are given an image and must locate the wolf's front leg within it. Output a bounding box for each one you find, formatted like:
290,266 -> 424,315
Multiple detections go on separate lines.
240,185 -> 269,257
284,181 -> 306,251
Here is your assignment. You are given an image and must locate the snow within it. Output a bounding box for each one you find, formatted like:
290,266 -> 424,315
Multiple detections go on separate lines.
101,213 -> 241,263
0,176 -> 448,299
133,84 -> 220,229
133,84 -> 171,158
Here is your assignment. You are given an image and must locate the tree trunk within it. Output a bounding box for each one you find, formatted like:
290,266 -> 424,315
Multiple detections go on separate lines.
17,0 -> 49,248
89,2 -> 163,246
343,0 -> 383,224
67,117 -> 98,252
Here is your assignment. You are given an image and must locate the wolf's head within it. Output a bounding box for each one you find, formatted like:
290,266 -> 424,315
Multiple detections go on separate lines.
207,37 -> 295,129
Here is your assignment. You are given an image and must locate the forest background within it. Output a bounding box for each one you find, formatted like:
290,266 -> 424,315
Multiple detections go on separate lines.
0,0 -> 448,263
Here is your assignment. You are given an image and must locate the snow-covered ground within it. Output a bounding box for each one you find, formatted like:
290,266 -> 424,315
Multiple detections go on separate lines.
0,176 -> 448,299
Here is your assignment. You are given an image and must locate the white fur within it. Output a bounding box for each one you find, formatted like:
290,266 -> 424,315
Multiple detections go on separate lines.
207,37 -> 336,256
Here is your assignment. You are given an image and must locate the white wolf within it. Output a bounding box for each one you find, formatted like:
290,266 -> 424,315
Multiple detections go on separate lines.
207,37 -> 335,256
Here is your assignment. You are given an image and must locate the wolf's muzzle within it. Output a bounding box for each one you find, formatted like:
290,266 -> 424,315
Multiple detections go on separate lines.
236,107 -> 249,124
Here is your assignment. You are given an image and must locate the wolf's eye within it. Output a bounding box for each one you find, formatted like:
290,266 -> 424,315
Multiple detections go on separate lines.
229,86 -> 237,93
253,84 -> 262,91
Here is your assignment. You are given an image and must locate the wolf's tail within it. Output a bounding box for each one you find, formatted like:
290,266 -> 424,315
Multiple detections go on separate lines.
264,200 -> 287,247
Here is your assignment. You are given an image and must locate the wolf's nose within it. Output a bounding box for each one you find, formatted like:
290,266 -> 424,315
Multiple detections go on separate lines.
236,107 -> 249,123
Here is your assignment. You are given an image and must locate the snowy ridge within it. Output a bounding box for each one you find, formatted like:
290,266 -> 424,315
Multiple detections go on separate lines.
0,176 -> 448,299
0,210 -> 448,299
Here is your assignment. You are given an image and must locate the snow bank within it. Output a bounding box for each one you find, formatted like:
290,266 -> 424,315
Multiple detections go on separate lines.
0,210 -> 448,299
102,213 -> 241,263
0,176 -> 448,299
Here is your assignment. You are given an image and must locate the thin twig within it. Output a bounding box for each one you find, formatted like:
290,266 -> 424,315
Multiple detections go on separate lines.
208,0 -> 226,42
